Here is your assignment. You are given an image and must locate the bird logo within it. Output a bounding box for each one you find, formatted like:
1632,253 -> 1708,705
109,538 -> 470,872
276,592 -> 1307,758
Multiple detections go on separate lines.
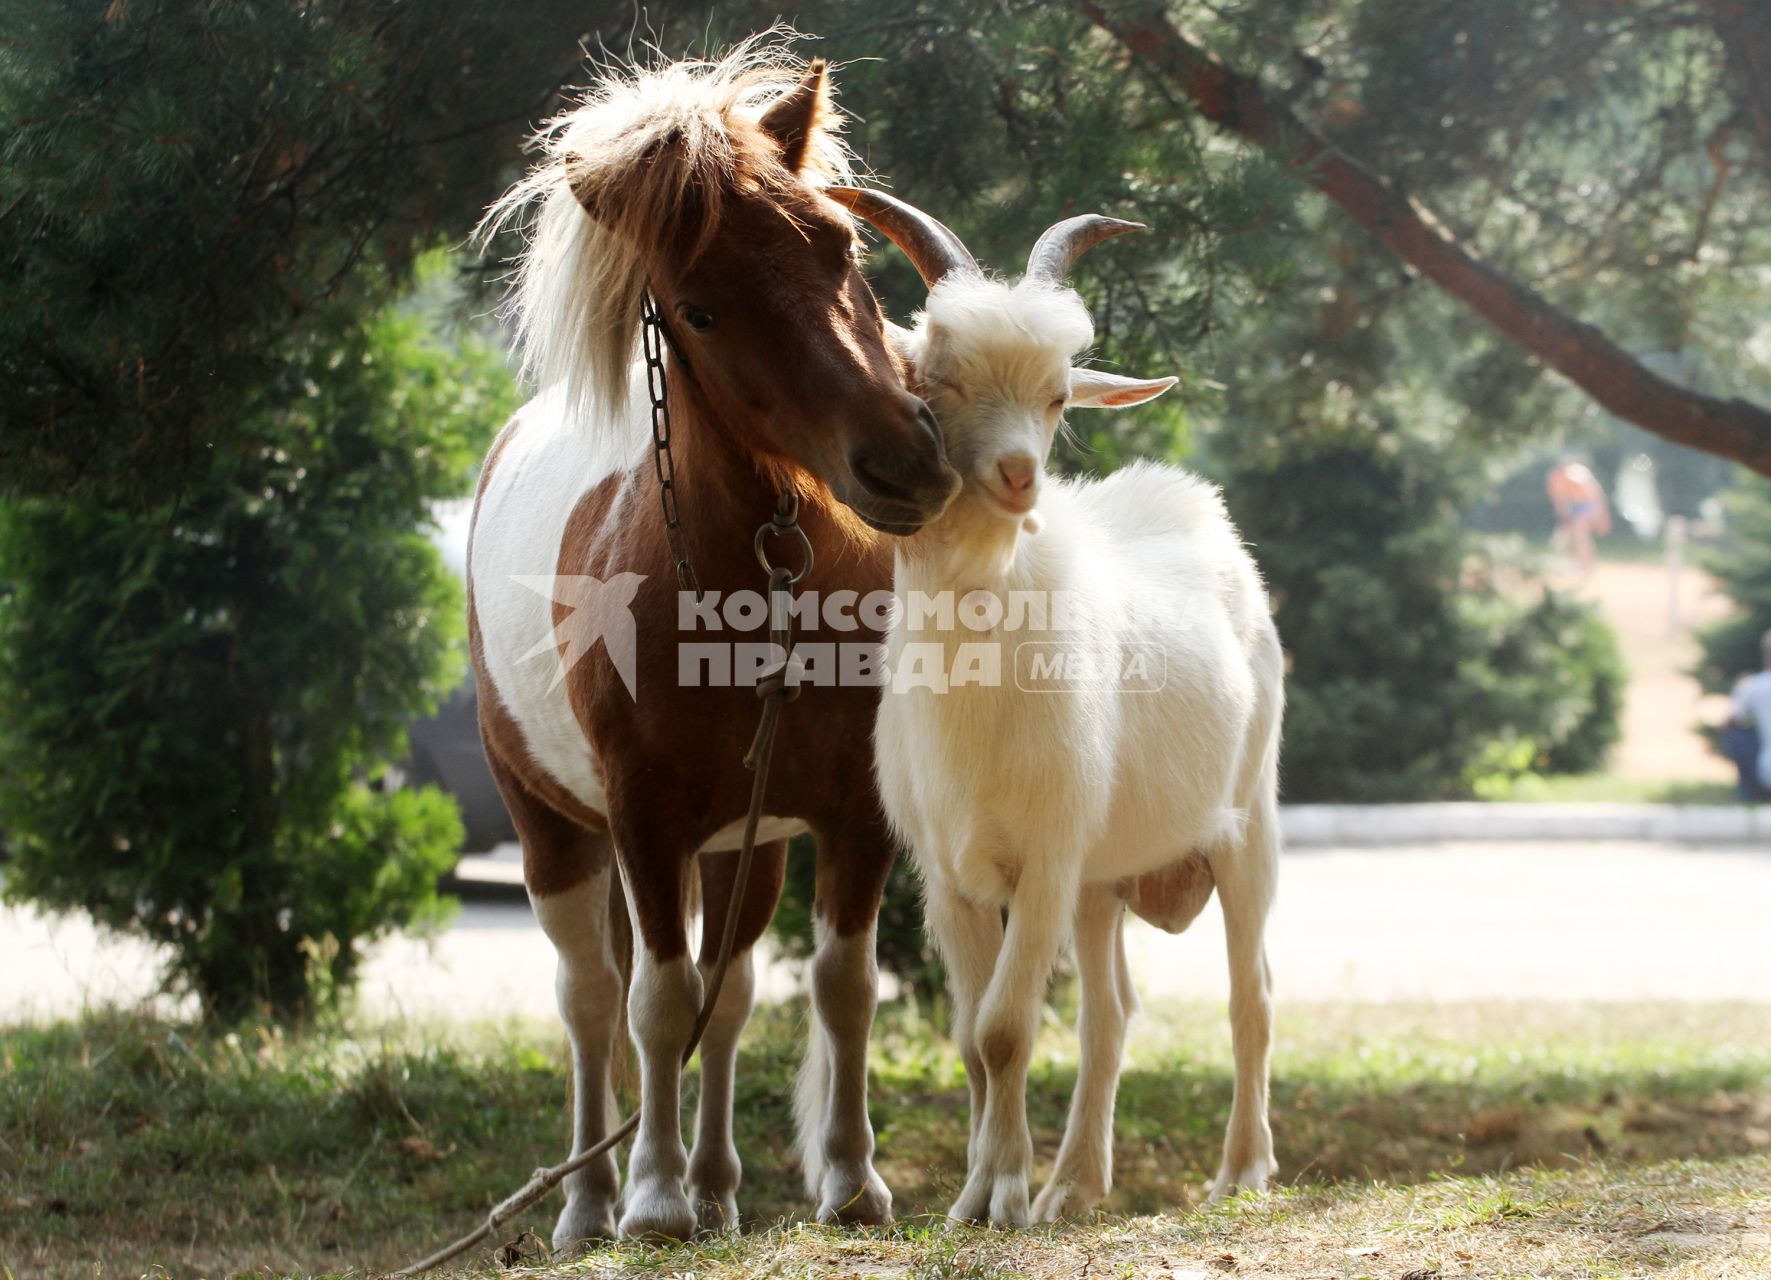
512,572 -> 647,700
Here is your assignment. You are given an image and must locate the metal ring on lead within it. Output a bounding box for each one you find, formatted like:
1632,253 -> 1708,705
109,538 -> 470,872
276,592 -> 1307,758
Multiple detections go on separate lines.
754,518 -> 814,584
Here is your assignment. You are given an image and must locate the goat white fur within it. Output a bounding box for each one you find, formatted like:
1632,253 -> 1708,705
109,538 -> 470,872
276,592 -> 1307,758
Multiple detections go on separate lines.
874,274 -> 1284,1224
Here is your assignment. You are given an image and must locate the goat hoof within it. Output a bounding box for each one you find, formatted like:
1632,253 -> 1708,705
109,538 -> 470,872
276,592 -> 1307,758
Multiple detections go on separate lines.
1207,1154 -> 1275,1203
949,1173 -> 1030,1227
818,1168 -> 893,1226
1031,1174 -> 1105,1223
947,1179 -> 991,1225
618,1183 -> 697,1241
987,1174 -> 1031,1227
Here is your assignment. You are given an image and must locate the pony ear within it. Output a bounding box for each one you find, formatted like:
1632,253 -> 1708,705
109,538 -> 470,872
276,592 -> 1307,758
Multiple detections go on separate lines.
1068,369 -> 1178,409
759,58 -> 829,173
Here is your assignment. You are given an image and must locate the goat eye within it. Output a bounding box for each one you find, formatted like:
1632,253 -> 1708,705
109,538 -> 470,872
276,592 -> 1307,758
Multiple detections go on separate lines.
678,305 -> 716,333
1049,397 -> 1067,412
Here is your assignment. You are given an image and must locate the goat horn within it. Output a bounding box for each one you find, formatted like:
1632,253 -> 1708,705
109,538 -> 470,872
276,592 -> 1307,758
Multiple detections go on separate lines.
825,186 -> 978,289
1026,215 -> 1145,284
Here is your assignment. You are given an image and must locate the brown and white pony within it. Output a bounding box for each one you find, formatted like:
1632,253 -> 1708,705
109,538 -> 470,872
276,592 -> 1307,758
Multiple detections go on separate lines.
469,47 -> 956,1245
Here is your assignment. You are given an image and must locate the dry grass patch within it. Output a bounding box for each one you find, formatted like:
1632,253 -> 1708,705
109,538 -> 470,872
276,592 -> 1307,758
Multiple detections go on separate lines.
2,1001 -> 1767,1279
479,1159 -> 1771,1280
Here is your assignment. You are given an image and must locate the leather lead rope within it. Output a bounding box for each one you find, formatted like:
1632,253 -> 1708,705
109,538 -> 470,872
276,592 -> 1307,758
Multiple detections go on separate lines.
394,324 -> 812,1279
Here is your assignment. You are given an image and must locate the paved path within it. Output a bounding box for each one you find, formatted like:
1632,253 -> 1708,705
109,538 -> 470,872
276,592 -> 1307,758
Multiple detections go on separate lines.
1567,558 -> 1733,783
1127,839 -> 1771,1004
7,839 -> 1768,1023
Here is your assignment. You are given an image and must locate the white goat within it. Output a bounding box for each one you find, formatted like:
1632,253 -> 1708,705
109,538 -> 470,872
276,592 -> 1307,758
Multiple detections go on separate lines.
831,188 -> 1283,1225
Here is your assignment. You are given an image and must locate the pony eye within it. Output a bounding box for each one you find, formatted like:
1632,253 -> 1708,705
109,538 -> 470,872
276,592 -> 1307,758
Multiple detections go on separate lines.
678,305 -> 716,333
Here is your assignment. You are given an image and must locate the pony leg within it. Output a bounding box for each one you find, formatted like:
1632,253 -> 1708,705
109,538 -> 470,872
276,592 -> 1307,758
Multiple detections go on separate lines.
920,875 -> 1005,1170
488,748 -> 625,1253
687,841 -> 788,1233
1033,883 -> 1130,1221
608,816 -> 700,1241
1207,797 -> 1279,1201
953,861 -> 1078,1226
794,823 -> 895,1226
530,859 -> 626,1249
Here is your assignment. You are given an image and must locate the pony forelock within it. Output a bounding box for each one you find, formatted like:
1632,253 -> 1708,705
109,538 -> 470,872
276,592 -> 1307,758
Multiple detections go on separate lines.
477,35 -> 857,430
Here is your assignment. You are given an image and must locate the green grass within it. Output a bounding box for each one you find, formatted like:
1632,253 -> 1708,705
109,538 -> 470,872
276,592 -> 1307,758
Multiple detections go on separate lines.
3,1001 -> 1769,1278
1477,772 -> 1737,804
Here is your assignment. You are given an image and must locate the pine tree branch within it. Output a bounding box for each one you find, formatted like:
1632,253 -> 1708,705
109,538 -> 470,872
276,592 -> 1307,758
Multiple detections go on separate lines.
1082,3 -> 1771,478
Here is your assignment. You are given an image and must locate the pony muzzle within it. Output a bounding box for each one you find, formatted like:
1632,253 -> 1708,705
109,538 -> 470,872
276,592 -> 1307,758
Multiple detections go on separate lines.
843,399 -> 960,533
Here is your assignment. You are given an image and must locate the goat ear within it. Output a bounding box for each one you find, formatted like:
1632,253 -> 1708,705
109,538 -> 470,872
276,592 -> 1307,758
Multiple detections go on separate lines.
1068,369 -> 1178,409
759,59 -> 829,173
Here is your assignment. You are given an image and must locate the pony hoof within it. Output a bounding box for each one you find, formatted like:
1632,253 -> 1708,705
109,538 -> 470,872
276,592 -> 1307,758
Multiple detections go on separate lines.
618,1184 -> 697,1241
552,1198 -> 617,1253
818,1170 -> 893,1226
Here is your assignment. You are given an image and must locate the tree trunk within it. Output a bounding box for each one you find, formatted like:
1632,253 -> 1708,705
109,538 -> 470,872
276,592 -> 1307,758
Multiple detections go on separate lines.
1705,0 -> 1771,172
1082,3 -> 1771,478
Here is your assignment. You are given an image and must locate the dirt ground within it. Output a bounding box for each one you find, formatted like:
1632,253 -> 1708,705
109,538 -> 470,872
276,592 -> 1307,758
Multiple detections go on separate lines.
1559,555 -> 1735,782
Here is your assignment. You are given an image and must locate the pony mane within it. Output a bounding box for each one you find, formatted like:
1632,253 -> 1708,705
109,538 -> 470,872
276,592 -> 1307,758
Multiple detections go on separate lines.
479,36 -> 856,429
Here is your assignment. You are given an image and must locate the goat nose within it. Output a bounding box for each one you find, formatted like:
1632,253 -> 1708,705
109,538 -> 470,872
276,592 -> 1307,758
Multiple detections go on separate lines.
998,452 -> 1038,494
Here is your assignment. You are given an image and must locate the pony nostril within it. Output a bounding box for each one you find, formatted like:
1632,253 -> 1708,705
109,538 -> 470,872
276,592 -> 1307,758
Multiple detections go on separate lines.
998,454 -> 1038,494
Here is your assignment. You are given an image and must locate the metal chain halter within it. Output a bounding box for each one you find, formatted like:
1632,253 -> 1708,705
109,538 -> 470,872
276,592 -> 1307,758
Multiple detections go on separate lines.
642,290 -> 703,601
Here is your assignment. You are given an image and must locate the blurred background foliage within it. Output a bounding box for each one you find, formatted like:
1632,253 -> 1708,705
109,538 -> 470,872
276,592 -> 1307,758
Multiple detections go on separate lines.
3,0 -> 1768,1010
1698,474 -> 1771,693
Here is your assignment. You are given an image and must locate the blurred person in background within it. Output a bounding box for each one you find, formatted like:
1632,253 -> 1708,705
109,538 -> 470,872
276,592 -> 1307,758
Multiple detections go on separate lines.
1547,457 -> 1612,575
1723,627 -> 1771,802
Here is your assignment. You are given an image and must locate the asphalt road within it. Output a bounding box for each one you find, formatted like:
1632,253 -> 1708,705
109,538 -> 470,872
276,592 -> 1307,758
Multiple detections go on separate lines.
5,839 -> 1769,1023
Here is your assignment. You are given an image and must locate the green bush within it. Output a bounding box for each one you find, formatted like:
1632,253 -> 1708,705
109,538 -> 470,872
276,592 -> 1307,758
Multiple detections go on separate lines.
1474,589 -> 1626,778
1697,473 -> 1771,694
0,295 -> 516,1020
